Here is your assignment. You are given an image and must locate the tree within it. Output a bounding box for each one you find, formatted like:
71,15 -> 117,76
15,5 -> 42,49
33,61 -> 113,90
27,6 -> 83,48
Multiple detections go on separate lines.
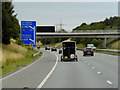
72,16 -> 120,31
2,2 -> 20,44
80,23 -> 87,27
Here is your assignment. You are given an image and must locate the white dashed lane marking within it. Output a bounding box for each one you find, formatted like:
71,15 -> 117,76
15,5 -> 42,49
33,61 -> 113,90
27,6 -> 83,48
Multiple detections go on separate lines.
88,63 -> 90,65
92,67 -> 95,69
83,58 -> 115,88
106,80 -> 112,85
97,72 -> 101,74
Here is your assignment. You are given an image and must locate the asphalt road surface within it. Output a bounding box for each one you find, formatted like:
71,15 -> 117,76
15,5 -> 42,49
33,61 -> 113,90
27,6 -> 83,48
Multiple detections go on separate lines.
2,48 -> 118,89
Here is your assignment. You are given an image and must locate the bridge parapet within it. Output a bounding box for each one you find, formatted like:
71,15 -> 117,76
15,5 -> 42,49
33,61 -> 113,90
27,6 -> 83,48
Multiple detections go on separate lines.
71,30 -> 120,33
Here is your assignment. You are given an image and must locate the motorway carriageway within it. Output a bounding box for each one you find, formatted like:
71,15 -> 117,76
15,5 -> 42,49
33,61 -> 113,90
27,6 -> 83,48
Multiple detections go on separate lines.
2,48 -> 118,88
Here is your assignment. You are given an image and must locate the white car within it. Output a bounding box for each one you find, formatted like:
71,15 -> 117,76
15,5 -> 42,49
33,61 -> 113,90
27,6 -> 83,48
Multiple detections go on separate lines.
87,46 -> 96,50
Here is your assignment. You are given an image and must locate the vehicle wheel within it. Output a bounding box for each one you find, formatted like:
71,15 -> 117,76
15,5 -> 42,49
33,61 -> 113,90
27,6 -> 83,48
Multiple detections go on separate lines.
76,59 -> 78,62
91,54 -> 94,56
83,54 -> 85,56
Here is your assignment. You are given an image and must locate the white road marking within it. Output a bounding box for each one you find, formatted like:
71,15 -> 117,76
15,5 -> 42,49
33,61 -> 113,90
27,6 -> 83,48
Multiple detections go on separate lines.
106,80 -> 112,85
1,53 -> 45,80
97,72 -> 101,74
92,67 -> 95,69
36,54 -> 58,88
88,63 -> 90,65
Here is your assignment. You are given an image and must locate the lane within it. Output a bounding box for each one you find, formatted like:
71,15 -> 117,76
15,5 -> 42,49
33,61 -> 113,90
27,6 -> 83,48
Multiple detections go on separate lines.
2,49 -> 118,88
80,51 -> 118,87
42,50 -> 118,88
2,49 -> 57,88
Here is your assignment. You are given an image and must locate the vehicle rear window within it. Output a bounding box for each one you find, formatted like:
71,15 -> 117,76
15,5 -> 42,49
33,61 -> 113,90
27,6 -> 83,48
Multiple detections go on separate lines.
62,42 -> 75,47
86,48 -> 91,51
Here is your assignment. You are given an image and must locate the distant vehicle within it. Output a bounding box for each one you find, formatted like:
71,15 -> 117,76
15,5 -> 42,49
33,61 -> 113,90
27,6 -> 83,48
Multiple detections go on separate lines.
51,47 -> 57,51
87,44 -> 96,50
55,46 -> 58,48
76,46 -> 78,50
45,47 -> 50,50
61,41 -> 78,62
37,46 -> 40,50
59,48 -> 62,54
83,48 -> 94,56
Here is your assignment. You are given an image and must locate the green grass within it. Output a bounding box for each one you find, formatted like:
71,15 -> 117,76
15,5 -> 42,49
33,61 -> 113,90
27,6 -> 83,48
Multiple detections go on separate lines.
1,50 -> 43,76
15,50 -> 42,67
1,64 -> 18,76
41,44 -> 62,49
41,44 -> 56,47
76,44 -> 85,48
106,38 -> 120,49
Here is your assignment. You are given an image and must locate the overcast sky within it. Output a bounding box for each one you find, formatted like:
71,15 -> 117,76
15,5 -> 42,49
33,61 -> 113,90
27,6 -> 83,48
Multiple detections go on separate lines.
13,2 -> 118,32
13,0 -> 119,2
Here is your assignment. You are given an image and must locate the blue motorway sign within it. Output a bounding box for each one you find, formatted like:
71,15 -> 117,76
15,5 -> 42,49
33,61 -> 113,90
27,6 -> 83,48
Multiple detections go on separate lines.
21,21 -> 36,44
33,44 -> 36,48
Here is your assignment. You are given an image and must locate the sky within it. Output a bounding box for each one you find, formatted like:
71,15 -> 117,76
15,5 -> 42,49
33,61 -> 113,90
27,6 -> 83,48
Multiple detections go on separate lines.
13,2 -> 118,32
13,0 -> 119,2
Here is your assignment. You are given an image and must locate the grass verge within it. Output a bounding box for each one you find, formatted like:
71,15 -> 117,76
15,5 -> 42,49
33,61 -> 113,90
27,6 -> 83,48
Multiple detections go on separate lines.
1,49 -> 43,76
94,50 -> 120,56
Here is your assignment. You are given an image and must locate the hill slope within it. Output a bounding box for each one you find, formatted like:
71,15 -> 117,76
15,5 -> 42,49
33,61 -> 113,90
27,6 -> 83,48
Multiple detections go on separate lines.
73,16 -> 120,31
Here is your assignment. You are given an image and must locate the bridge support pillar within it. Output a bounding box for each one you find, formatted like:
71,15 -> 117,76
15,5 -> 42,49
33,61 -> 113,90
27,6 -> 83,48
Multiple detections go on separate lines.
103,38 -> 107,48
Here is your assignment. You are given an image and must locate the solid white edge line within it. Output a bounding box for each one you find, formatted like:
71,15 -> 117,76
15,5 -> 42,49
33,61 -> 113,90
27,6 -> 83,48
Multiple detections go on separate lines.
36,53 -> 58,88
1,53 -> 45,80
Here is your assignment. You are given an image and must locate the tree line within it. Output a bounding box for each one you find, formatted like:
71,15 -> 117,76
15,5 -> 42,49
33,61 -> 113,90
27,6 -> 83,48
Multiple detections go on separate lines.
2,2 -> 20,44
38,29 -> 68,45
73,16 -> 120,30
70,16 -> 120,48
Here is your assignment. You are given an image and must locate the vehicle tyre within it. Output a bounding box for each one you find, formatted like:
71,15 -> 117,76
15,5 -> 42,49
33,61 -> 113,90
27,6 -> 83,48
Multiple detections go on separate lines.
91,54 -> 94,56
76,59 -> 78,62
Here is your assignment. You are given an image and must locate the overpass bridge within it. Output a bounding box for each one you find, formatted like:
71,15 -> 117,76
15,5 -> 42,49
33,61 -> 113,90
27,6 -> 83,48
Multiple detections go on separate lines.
36,30 -> 119,38
36,30 -> 120,48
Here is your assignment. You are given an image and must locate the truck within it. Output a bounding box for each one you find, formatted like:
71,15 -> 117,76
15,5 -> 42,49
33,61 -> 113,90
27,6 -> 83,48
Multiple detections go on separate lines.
61,41 -> 78,62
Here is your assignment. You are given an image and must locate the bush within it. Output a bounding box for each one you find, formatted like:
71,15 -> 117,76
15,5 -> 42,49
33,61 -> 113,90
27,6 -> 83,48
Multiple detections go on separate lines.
17,39 -> 24,45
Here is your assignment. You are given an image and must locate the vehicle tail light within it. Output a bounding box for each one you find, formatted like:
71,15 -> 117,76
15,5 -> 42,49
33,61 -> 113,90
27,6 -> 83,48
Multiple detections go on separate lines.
84,50 -> 87,52
76,55 -> 77,58
61,55 -> 63,59
91,50 -> 93,52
